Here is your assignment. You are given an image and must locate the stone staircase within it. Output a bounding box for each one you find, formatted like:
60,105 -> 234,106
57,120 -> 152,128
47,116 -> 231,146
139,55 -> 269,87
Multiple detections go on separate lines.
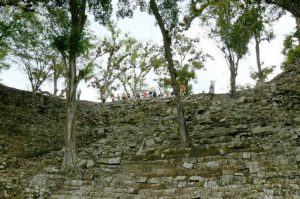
12,67 -> 300,198
47,143 -> 300,199
44,80 -> 300,198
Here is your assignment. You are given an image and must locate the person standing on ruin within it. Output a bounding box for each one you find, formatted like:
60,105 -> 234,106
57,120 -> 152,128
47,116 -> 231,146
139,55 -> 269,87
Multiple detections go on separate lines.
122,93 -> 127,100
77,89 -> 82,100
179,84 -> 185,96
153,90 -> 157,97
143,90 -> 147,98
209,80 -> 215,94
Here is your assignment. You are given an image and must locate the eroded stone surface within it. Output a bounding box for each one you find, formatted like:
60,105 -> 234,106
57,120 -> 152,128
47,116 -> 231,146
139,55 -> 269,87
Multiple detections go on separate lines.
0,67 -> 300,198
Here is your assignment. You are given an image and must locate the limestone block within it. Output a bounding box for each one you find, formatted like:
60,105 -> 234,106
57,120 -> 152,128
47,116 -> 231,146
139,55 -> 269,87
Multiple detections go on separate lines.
178,181 -> 187,188
174,176 -> 186,181
252,126 -> 274,135
209,105 -> 222,113
103,186 -> 114,193
161,177 -> 173,183
204,180 -> 218,188
86,159 -> 95,168
246,161 -> 260,173
108,157 -> 121,165
238,96 -> 246,104
219,175 -> 233,186
211,100 -> 221,106
220,118 -> 227,123
98,157 -> 121,165
234,172 -> 243,176
3,190 -> 10,198
134,177 -> 147,183
293,116 -> 300,124
70,180 -> 83,186
147,178 -> 159,184
207,161 -> 219,169
266,93 -> 273,99
77,159 -> 87,168
31,174 -> 49,187
243,152 -> 251,159
166,108 -> 173,115
145,138 -> 156,147
104,176 -> 113,183
183,162 -> 194,169
45,166 -> 59,174
296,154 -> 300,162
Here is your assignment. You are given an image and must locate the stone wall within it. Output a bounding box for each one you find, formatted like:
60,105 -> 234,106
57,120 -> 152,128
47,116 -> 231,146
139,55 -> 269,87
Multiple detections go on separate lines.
0,68 -> 300,198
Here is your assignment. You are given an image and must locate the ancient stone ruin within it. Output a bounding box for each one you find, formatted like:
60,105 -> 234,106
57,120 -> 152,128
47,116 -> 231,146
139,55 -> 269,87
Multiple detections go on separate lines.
0,67 -> 299,198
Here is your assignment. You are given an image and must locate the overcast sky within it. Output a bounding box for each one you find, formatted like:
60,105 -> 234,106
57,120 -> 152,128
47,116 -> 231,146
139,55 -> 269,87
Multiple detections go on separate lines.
0,8 -> 296,102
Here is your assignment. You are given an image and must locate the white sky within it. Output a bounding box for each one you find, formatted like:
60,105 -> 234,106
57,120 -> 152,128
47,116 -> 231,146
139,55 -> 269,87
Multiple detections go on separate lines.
0,9 -> 296,102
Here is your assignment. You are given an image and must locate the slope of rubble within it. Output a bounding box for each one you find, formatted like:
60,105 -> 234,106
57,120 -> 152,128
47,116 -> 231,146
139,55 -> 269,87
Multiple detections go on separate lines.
0,66 -> 299,198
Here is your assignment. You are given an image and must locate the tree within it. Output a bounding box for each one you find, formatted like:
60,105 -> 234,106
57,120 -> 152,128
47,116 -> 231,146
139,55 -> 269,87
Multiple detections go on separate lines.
156,32 -> 206,96
91,22 -> 136,101
282,30 -> 300,69
119,41 -> 161,97
264,0 -> 300,18
50,60 -> 65,95
4,9 -> 58,95
247,2 -> 283,82
0,5 -> 33,72
149,0 -> 190,147
264,1 -> 300,49
61,0 -> 112,170
0,0 -> 36,11
45,0 -> 112,170
263,1 -> 300,69
0,6 -> 15,72
117,0 -> 191,146
188,0 -> 256,97
46,5 -> 70,96
1,0 -> 112,170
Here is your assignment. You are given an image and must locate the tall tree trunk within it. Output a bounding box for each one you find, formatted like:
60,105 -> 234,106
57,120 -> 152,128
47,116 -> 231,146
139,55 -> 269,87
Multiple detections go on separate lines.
62,0 -> 86,171
62,58 -> 78,170
30,81 -> 36,96
150,0 -> 190,147
295,17 -> 300,43
229,59 -> 237,98
296,17 -> 300,29
254,34 -> 263,82
53,72 -> 58,95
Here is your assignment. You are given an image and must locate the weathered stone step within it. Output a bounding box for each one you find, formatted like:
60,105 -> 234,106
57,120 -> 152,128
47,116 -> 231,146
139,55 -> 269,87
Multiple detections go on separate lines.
138,188 -> 176,196
50,195 -> 90,199
64,179 -> 93,186
53,187 -> 92,197
90,191 -> 137,199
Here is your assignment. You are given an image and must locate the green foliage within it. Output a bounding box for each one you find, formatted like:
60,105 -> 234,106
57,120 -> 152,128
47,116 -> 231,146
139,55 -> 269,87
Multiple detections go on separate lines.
264,0 -> 300,18
155,32 -> 206,95
282,29 -> 300,69
1,7 -> 63,93
53,34 -> 69,52
0,6 -> 23,71
282,45 -> 300,69
250,65 -> 275,81
121,40 -> 162,95
208,0 -> 255,59
151,0 -> 182,32
189,0 -> 267,97
90,22 -> 138,99
88,0 -> 112,25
